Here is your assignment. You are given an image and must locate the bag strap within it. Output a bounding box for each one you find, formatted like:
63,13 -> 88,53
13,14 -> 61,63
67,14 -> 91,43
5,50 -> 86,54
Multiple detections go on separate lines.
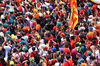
66,61 -> 70,66
31,52 -> 35,57
59,62 -> 61,66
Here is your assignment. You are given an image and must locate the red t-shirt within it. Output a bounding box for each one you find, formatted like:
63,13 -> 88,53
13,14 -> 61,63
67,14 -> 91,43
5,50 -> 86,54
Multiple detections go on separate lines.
22,53 -> 29,60
62,59 -> 73,66
46,35 -> 53,41
29,51 -> 38,57
63,48 -> 70,54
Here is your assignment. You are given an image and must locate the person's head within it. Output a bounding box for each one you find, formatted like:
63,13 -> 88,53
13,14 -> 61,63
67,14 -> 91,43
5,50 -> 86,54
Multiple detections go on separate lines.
65,53 -> 70,60
76,53 -> 81,58
90,56 -> 95,61
28,15 -> 33,20
57,57 -> 61,62
32,47 -> 35,51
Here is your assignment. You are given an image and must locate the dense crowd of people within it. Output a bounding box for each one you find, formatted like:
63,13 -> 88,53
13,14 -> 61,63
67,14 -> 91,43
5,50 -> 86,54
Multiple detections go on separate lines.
0,0 -> 100,66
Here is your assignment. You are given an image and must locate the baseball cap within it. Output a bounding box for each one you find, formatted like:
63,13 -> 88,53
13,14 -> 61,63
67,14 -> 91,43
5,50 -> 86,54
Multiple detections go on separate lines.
59,48 -> 64,52
10,61 -> 14,65
19,40 -> 25,44
0,21 -> 3,25
87,51 -> 92,56
77,53 -> 81,56
51,47 -> 57,51
6,30 -> 11,34
32,47 -> 35,51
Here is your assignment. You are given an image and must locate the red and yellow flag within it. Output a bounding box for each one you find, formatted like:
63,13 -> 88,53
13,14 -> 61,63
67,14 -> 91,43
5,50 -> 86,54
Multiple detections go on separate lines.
16,0 -> 20,6
68,0 -> 78,29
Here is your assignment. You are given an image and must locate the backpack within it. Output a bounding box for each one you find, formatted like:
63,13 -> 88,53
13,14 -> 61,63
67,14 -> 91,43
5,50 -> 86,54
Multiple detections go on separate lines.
32,52 -> 40,64
23,54 -> 30,65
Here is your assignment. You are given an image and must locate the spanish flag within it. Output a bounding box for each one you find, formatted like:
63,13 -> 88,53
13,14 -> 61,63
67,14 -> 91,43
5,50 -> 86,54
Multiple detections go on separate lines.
68,0 -> 78,29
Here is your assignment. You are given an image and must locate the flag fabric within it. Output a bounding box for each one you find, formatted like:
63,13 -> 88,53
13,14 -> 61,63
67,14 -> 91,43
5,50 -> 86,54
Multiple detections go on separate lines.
68,0 -> 78,29
91,0 -> 100,4
16,0 -> 20,6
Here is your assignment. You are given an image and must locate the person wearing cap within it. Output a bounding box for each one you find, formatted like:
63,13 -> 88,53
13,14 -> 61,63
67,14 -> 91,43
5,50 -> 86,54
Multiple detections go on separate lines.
57,48 -> 64,63
54,57 -> 62,66
62,53 -> 73,66
51,47 -> 57,59
73,52 -> 83,66
21,32 -> 28,46
2,37 -> 11,58
29,57 -> 37,66
10,60 -> 15,66
45,50 -> 52,62
29,47 -> 38,57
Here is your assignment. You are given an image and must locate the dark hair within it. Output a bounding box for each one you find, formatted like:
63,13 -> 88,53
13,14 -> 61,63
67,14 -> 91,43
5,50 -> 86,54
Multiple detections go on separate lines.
28,15 -> 33,19
0,56 -> 7,66
90,56 -> 95,60
13,48 -> 17,53
0,50 -> 2,56
57,35 -> 61,44
57,57 -> 61,62
44,39 -> 47,44
66,54 -> 70,60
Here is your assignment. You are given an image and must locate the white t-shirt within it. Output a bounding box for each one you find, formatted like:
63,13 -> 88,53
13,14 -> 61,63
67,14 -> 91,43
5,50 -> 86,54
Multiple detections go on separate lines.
4,45 -> 11,58
28,46 -> 38,53
22,36 -> 28,45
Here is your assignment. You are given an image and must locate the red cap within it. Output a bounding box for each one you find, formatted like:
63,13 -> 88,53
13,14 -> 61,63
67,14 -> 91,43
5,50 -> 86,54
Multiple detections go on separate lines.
42,46 -> 48,50
25,15 -> 28,18
60,33 -> 65,36
86,44 -> 91,48
0,3 -> 5,7
86,35 -> 92,39
60,12 -> 63,16
3,1 -> 6,4
91,5 -> 97,10
18,7 -> 22,11
53,26 -> 57,30
45,14 -> 48,18
50,59 -> 55,63
37,3 -> 41,8
2,28 -> 7,32
79,10 -> 84,14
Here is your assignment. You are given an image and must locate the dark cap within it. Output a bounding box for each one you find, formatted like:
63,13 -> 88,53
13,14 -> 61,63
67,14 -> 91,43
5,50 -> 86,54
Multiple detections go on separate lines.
32,47 -> 35,51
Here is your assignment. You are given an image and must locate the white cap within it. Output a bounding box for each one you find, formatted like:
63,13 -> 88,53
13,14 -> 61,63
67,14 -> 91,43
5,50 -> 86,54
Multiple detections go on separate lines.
88,15 -> 93,18
78,27 -> 85,31
88,19 -> 93,22
1,15 -> 5,19
45,2 -> 50,6
0,32 -> 4,37
25,12 -> 31,15
39,12 -> 43,17
0,21 -> 3,25
97,5 -> 100,9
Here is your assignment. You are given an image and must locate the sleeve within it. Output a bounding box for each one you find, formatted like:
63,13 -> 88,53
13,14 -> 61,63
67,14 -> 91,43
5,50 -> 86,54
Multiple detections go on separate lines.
18,47 -> 22,51
4,46 -> 11,50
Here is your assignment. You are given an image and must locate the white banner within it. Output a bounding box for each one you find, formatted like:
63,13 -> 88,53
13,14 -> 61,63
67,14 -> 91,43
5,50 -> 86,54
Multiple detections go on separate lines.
91,0 -> 100,4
